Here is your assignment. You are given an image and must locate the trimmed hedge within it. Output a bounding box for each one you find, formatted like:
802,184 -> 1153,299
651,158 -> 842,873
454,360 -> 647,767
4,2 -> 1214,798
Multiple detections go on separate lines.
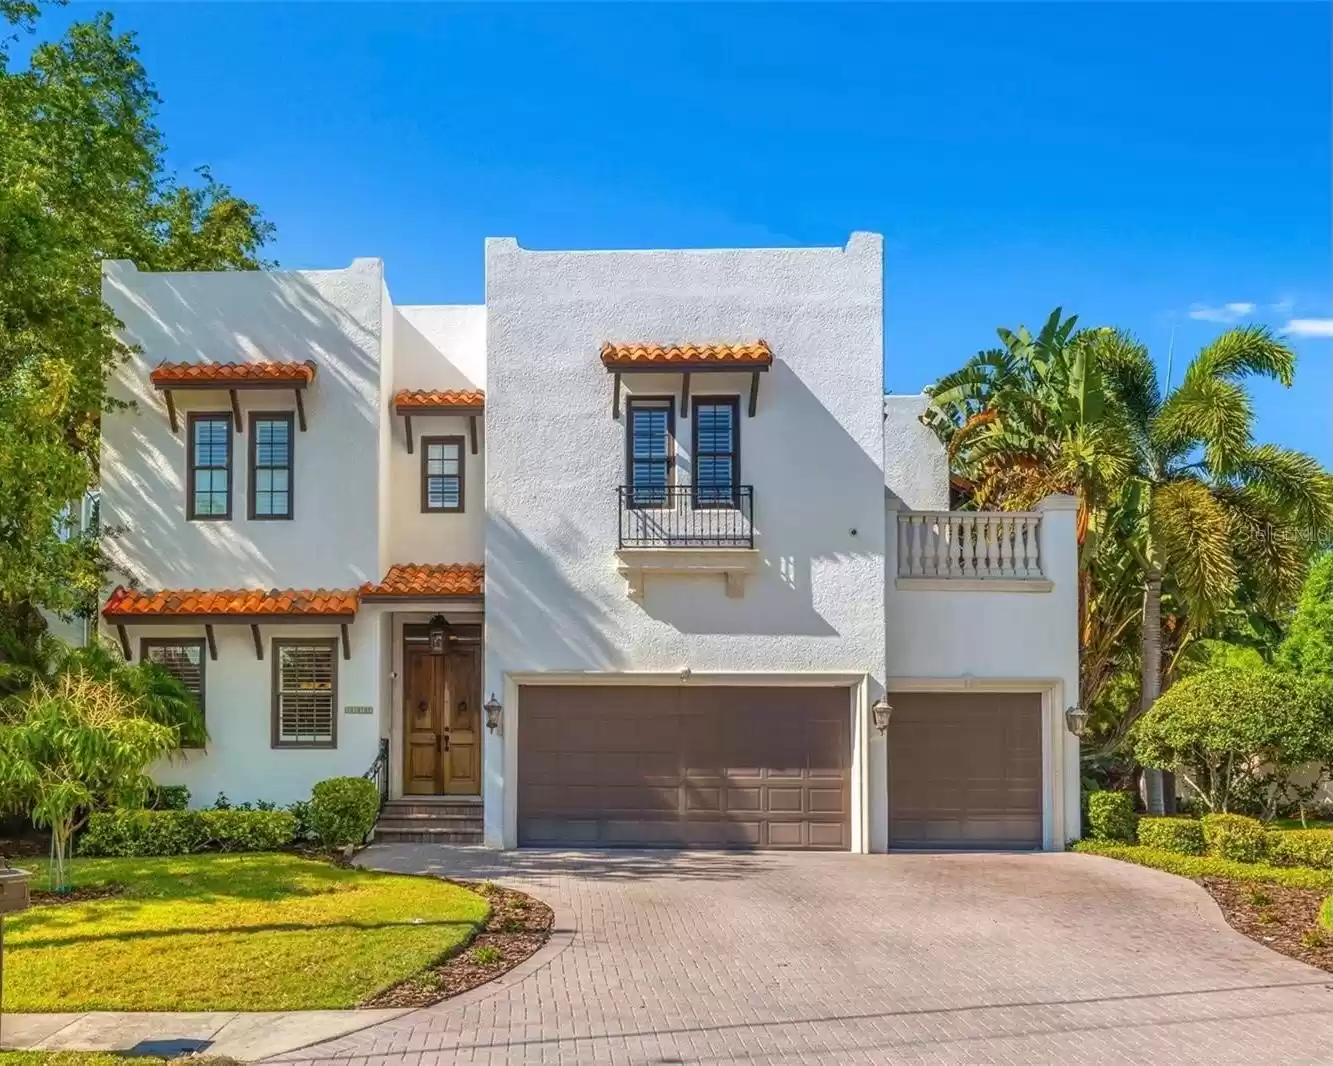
80,808 -> 296,857
1201,813 -> 1268,862
1267,829 -> 1333,869
1137,816 -> 1205,855
308,777 -> 380,848
1072,841 -> 1333,890
1087,791 -> 1137,842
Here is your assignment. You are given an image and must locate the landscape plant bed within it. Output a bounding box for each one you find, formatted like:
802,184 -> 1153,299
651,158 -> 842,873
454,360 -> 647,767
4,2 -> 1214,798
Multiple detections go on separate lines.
1201,877 -> 1333,972
31,882 -> 125,906
361,880 -> 554,1008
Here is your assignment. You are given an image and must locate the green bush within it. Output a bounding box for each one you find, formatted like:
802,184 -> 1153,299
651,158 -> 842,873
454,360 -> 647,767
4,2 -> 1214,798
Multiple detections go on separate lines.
1087,791 -> 1137,842
1072,840 -> 1333,890
80,808 -> 295,856
1136,816 -> 1205,855
1267,829 -> 1333,869
150,784 -> 190,811
308,776 -> 380,848
286,799 -> 313,841
1201,812 -> 1268,862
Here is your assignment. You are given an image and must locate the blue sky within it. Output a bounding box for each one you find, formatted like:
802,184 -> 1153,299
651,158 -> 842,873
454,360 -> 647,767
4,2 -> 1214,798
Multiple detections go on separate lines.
37,2 -> 1333,462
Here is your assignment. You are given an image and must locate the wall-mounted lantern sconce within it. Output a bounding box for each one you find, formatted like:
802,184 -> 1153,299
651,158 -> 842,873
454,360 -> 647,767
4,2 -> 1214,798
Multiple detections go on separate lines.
428,615 -> 450,655
871,697 -> 893,735
484,693 -> 503,734
1064,705 -> 1089,738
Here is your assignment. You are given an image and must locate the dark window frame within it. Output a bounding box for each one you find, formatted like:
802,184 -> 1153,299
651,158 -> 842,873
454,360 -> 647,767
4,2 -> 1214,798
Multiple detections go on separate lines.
271,637 -> 339,749
248,411 -> 295,521
186,411 -> 233,521
691,395 -> 742,509
625,396 -> 676,509
420,434 -> 466,514
140,637 -> 206,749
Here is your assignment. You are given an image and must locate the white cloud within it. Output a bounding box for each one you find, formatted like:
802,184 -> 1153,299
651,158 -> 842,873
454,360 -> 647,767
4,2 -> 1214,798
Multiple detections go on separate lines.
1284,318 -> 1333,338
1188,301 -> 1257,323
1269,296 -> 1295,315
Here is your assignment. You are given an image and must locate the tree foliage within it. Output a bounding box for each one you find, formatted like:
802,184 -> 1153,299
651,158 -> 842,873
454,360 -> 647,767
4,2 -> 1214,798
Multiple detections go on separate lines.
1276,552 -> 1333,678
0,3 -> 272,629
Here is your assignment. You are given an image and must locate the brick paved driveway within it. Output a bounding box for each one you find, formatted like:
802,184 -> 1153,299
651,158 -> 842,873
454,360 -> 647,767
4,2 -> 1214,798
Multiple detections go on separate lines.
270,847 -> 1333,1065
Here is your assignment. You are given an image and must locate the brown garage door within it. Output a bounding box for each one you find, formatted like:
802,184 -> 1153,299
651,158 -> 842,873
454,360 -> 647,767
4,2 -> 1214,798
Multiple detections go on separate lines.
518,685 -> 850,849
888,693 -> 1042,850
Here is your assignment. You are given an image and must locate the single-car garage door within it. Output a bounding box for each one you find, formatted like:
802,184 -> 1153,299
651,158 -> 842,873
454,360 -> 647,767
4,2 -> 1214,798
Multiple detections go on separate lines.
518,685 -> 850,849
888,692 -> 1043,850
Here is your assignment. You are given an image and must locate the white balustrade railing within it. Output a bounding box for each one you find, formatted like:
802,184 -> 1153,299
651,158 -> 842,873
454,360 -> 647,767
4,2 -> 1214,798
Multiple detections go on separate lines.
897,511 -> 1045,580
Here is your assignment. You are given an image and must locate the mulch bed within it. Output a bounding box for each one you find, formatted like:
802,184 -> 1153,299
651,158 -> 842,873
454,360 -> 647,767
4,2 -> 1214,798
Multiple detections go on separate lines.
1202,876 -> 1333,971
361,880 -> 554,1008
32,882 -> 126,905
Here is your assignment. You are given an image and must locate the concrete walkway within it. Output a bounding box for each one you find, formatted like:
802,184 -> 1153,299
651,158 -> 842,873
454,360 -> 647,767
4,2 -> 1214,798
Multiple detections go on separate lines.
0,1009 -> 411,1060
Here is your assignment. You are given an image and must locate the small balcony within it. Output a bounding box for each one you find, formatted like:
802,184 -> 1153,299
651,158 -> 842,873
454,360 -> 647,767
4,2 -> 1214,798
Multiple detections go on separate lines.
615,485 -> 758,601
895,509 -> 1054,591
617,485 -> 755,549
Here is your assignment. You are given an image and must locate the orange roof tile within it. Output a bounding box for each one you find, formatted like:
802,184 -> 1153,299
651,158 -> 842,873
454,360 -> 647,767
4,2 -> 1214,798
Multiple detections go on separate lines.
103,586 -> 357,619
150,361 -> 317,388
600,341 -> 772,369
360,563 -> 484,599
393,389 -> 485,411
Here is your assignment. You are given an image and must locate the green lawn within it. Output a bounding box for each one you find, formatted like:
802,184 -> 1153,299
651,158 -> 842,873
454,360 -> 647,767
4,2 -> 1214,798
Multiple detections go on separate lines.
4,853 -> 490,1012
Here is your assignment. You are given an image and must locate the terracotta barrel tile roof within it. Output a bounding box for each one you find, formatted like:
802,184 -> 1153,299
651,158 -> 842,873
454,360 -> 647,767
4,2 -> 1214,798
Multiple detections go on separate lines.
149,361 -> 318,387
600,341 -> 772,369
393,389 -> 485,410
361,563 -> 484,599
103,586 -> 357,619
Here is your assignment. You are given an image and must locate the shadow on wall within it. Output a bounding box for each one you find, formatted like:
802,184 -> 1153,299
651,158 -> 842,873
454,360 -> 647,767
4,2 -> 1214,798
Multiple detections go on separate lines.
641,361 -> 882,637
101,267 -> 381,590
486,513 -> 627,672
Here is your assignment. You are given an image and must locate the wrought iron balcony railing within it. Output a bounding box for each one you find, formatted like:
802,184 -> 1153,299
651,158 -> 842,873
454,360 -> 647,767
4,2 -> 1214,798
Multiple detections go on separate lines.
617,485 -> 754,549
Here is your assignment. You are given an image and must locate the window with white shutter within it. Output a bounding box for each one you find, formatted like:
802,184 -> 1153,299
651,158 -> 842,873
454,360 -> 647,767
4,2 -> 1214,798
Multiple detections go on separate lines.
141,638 -> 206,749
272,639 -> 338,748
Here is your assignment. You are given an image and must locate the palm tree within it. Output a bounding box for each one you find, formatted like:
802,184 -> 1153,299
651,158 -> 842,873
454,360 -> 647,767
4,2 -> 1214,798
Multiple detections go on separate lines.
1095,326 -> 1333,810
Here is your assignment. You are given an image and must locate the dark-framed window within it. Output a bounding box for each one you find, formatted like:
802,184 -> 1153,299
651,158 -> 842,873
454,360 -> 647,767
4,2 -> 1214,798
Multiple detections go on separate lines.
271,639 -> 338,749
140,638 -> 206,749
421,435 -> 465,513
187,412 -> 232,520
249,412 -> 294,520
626,397 -> 675,507
692,396 -> 741,507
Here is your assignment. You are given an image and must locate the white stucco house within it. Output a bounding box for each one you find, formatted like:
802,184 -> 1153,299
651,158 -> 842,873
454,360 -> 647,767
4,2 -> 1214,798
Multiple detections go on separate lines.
96,233 -> 1081,852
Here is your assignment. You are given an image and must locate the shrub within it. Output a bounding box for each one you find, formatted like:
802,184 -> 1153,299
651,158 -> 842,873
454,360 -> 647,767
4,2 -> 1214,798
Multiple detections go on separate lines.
80,808 -> 294,856
150,784 -> 190,811
1201,813 -> 1268,863
1267,830 -> 1333,870
308,776 -> 380,848
1136,817 -> 1205,855
1087,791 -> 1137,842
287,800 -> 313,841
1071,841 -> 1333,890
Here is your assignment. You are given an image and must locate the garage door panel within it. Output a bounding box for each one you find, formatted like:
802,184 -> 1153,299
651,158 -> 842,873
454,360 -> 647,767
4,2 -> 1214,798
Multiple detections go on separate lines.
888,693 -> 1042,850
518,684 -> 850,850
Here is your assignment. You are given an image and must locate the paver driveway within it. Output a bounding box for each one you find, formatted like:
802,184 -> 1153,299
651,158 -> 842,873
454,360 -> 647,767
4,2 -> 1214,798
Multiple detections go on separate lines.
270,847 -> 1333,1065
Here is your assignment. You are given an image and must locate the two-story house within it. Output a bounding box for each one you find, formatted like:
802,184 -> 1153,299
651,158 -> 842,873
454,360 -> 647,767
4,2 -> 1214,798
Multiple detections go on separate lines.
97,233 -> 1082,852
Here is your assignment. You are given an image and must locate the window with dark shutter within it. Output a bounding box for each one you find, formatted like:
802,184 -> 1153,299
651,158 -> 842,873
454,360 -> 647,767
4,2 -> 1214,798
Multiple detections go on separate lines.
692,397 -> 740,507
249,413 -> 294,519
272,640 -> 337,748
141,638 -> 206,748
187,412 -> 232,519
627,398 -> 674,506
421,436 -> 464,513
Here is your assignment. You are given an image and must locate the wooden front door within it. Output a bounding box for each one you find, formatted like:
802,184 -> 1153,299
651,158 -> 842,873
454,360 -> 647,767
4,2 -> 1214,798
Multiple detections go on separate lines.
402,642 -> 482,795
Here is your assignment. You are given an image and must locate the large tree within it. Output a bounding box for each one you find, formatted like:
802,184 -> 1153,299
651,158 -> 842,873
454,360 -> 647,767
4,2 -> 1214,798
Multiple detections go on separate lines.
0,2 -> 272,635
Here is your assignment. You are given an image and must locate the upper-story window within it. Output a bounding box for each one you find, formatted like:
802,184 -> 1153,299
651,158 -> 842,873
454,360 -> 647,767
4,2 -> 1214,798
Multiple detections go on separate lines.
249,412 -> 294,520
692,397 -> 740,507
187,412 -> 232,520
421,435 -> 464,513
626,398 -> 674,507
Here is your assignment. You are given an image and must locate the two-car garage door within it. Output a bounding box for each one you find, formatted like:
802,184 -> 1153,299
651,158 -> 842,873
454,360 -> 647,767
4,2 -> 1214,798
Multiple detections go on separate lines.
518,685 -> 851,849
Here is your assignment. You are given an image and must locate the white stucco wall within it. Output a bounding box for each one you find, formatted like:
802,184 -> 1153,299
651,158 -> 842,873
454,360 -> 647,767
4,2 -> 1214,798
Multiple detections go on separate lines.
386,305 -> 486,566
100,258 -> 387,591
483,234 -> 888,846
883,394 -> 949,510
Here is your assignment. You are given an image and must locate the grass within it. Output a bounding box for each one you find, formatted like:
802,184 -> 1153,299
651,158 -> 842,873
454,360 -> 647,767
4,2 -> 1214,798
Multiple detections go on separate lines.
4,853 -> 490,1013
1269,818 -> 1333,831
0,1057 -> 240,1066
1072,841 -> 1333,890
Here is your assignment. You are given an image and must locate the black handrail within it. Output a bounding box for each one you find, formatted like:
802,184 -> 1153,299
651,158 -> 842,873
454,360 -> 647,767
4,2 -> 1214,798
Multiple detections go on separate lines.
363,736 -> 389,814
618,484 -> 754,548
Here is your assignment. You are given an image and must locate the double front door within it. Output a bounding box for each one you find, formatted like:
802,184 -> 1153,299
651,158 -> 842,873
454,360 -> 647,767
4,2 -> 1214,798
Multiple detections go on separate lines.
403,643 -> 481,795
